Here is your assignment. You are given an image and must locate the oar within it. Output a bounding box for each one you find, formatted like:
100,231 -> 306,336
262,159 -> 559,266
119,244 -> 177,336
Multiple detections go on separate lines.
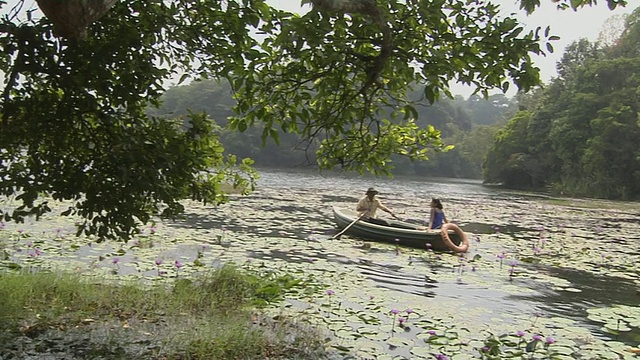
332,213 -> 366,240
391,210 -> 409,221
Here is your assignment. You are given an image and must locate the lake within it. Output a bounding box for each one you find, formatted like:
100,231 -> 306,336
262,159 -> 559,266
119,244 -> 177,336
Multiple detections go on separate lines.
2,168 -> 639,359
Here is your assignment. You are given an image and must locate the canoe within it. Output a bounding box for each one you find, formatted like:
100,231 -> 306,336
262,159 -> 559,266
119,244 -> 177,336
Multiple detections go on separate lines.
332,206 -> 468,252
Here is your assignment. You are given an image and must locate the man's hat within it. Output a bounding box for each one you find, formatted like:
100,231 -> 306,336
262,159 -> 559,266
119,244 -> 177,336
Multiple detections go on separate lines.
366,187 -> 379,195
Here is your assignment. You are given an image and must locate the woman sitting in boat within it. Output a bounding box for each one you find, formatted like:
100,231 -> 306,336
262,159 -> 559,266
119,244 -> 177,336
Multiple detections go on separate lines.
427,198 -> 449,230
356,187 -> 397,226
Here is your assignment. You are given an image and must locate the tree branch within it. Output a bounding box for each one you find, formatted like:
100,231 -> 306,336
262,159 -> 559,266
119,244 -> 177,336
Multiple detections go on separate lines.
35,0 -> 119,40
310,0 -> 393,95
2,27 -> 27,127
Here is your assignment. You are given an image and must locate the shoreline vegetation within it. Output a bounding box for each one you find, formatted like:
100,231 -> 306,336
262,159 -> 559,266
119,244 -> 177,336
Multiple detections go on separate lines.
0,266 -> 332,359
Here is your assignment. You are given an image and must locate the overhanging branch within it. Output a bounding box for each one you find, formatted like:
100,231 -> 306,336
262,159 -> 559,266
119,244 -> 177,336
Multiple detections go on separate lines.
309,0 -> 393,95
309,0 -> 382,19
35,0 -> 119,40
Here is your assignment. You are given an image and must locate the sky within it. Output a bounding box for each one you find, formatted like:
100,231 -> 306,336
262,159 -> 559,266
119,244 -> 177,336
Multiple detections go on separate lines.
267,0 -> 636,98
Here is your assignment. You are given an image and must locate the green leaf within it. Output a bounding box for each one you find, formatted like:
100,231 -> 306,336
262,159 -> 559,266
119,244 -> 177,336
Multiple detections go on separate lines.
178,73 -> 189,85
403,105 -> 419,120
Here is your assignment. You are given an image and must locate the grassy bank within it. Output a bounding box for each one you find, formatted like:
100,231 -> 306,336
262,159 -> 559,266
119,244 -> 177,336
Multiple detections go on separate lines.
0,265 -> 330,359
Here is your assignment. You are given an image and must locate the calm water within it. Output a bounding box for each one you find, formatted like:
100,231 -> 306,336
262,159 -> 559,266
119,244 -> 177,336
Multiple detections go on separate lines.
3,167 -> 639,358
182,168 -> 639,346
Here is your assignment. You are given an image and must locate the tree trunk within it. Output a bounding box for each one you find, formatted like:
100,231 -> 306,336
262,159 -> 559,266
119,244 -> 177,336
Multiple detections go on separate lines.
309,0 -> 381,19
35,0 -> 119,40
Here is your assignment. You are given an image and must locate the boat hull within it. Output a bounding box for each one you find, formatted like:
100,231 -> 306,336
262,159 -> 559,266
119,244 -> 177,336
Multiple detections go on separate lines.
332,206 -> 463,252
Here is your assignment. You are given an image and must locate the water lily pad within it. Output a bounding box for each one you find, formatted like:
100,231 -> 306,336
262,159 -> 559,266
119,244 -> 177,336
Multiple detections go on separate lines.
425,335 -> 449,345
331,344 -> 353,352
466,340 -> 485,348
327,321 -> 349,331
409,346 -> 433,358
386,336 -> 414,347
450,354 -> 476,360
356,327 -> 388,341
335,328 -> 358,339
3,174 -> 640,360
549,345 -> 576,355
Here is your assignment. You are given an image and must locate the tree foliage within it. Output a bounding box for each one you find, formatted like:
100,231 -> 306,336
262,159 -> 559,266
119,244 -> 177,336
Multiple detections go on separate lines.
0,0 -> 262,240
483,6 -> 640,199
519,0 -> 627,13
0,0 -> 628,239
231,0 -> 553,174
483,111 -> 541,188
152,79 -> 517,179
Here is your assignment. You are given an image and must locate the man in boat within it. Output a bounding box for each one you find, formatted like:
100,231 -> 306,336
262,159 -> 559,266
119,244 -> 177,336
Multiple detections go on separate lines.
356,187 -> 397,226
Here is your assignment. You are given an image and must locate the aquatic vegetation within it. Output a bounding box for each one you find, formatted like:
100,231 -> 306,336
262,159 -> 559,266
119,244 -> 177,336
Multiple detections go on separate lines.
1,173 -> 639,358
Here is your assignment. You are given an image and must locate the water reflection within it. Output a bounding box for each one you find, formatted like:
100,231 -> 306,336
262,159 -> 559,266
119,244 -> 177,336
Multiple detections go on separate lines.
460,221 -> 533,234
509,264 -> 639,340
522,268 -> 637,307
359,266 -> 437,298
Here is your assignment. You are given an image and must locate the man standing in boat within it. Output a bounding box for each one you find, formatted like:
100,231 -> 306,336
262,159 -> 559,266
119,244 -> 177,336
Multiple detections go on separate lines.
356,187 -> 397,226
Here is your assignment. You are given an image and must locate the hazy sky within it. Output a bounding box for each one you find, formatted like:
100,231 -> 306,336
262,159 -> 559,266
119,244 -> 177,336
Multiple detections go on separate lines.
268,0 -> 636,97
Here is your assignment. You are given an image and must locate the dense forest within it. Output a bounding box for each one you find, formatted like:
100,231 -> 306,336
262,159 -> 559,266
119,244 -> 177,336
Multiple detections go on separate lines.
484,7 -> 640,200
149,7 -> 640,201
148,80 -> 517,179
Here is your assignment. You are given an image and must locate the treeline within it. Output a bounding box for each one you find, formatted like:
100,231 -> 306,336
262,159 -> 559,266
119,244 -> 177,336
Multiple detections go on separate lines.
149,7 -> 640,201
148,80 -> 517,179
483,7 -> 640,200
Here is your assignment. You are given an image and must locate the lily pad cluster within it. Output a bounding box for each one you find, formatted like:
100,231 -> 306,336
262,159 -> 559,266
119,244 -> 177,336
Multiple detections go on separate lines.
1,172 -> 640,358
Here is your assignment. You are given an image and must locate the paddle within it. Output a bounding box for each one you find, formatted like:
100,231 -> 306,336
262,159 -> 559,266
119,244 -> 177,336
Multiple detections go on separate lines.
390,210 -> 409,221
332,213 -> 366,240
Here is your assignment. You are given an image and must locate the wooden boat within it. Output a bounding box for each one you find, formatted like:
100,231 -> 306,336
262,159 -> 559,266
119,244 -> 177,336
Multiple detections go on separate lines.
332,207 -> 468,252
